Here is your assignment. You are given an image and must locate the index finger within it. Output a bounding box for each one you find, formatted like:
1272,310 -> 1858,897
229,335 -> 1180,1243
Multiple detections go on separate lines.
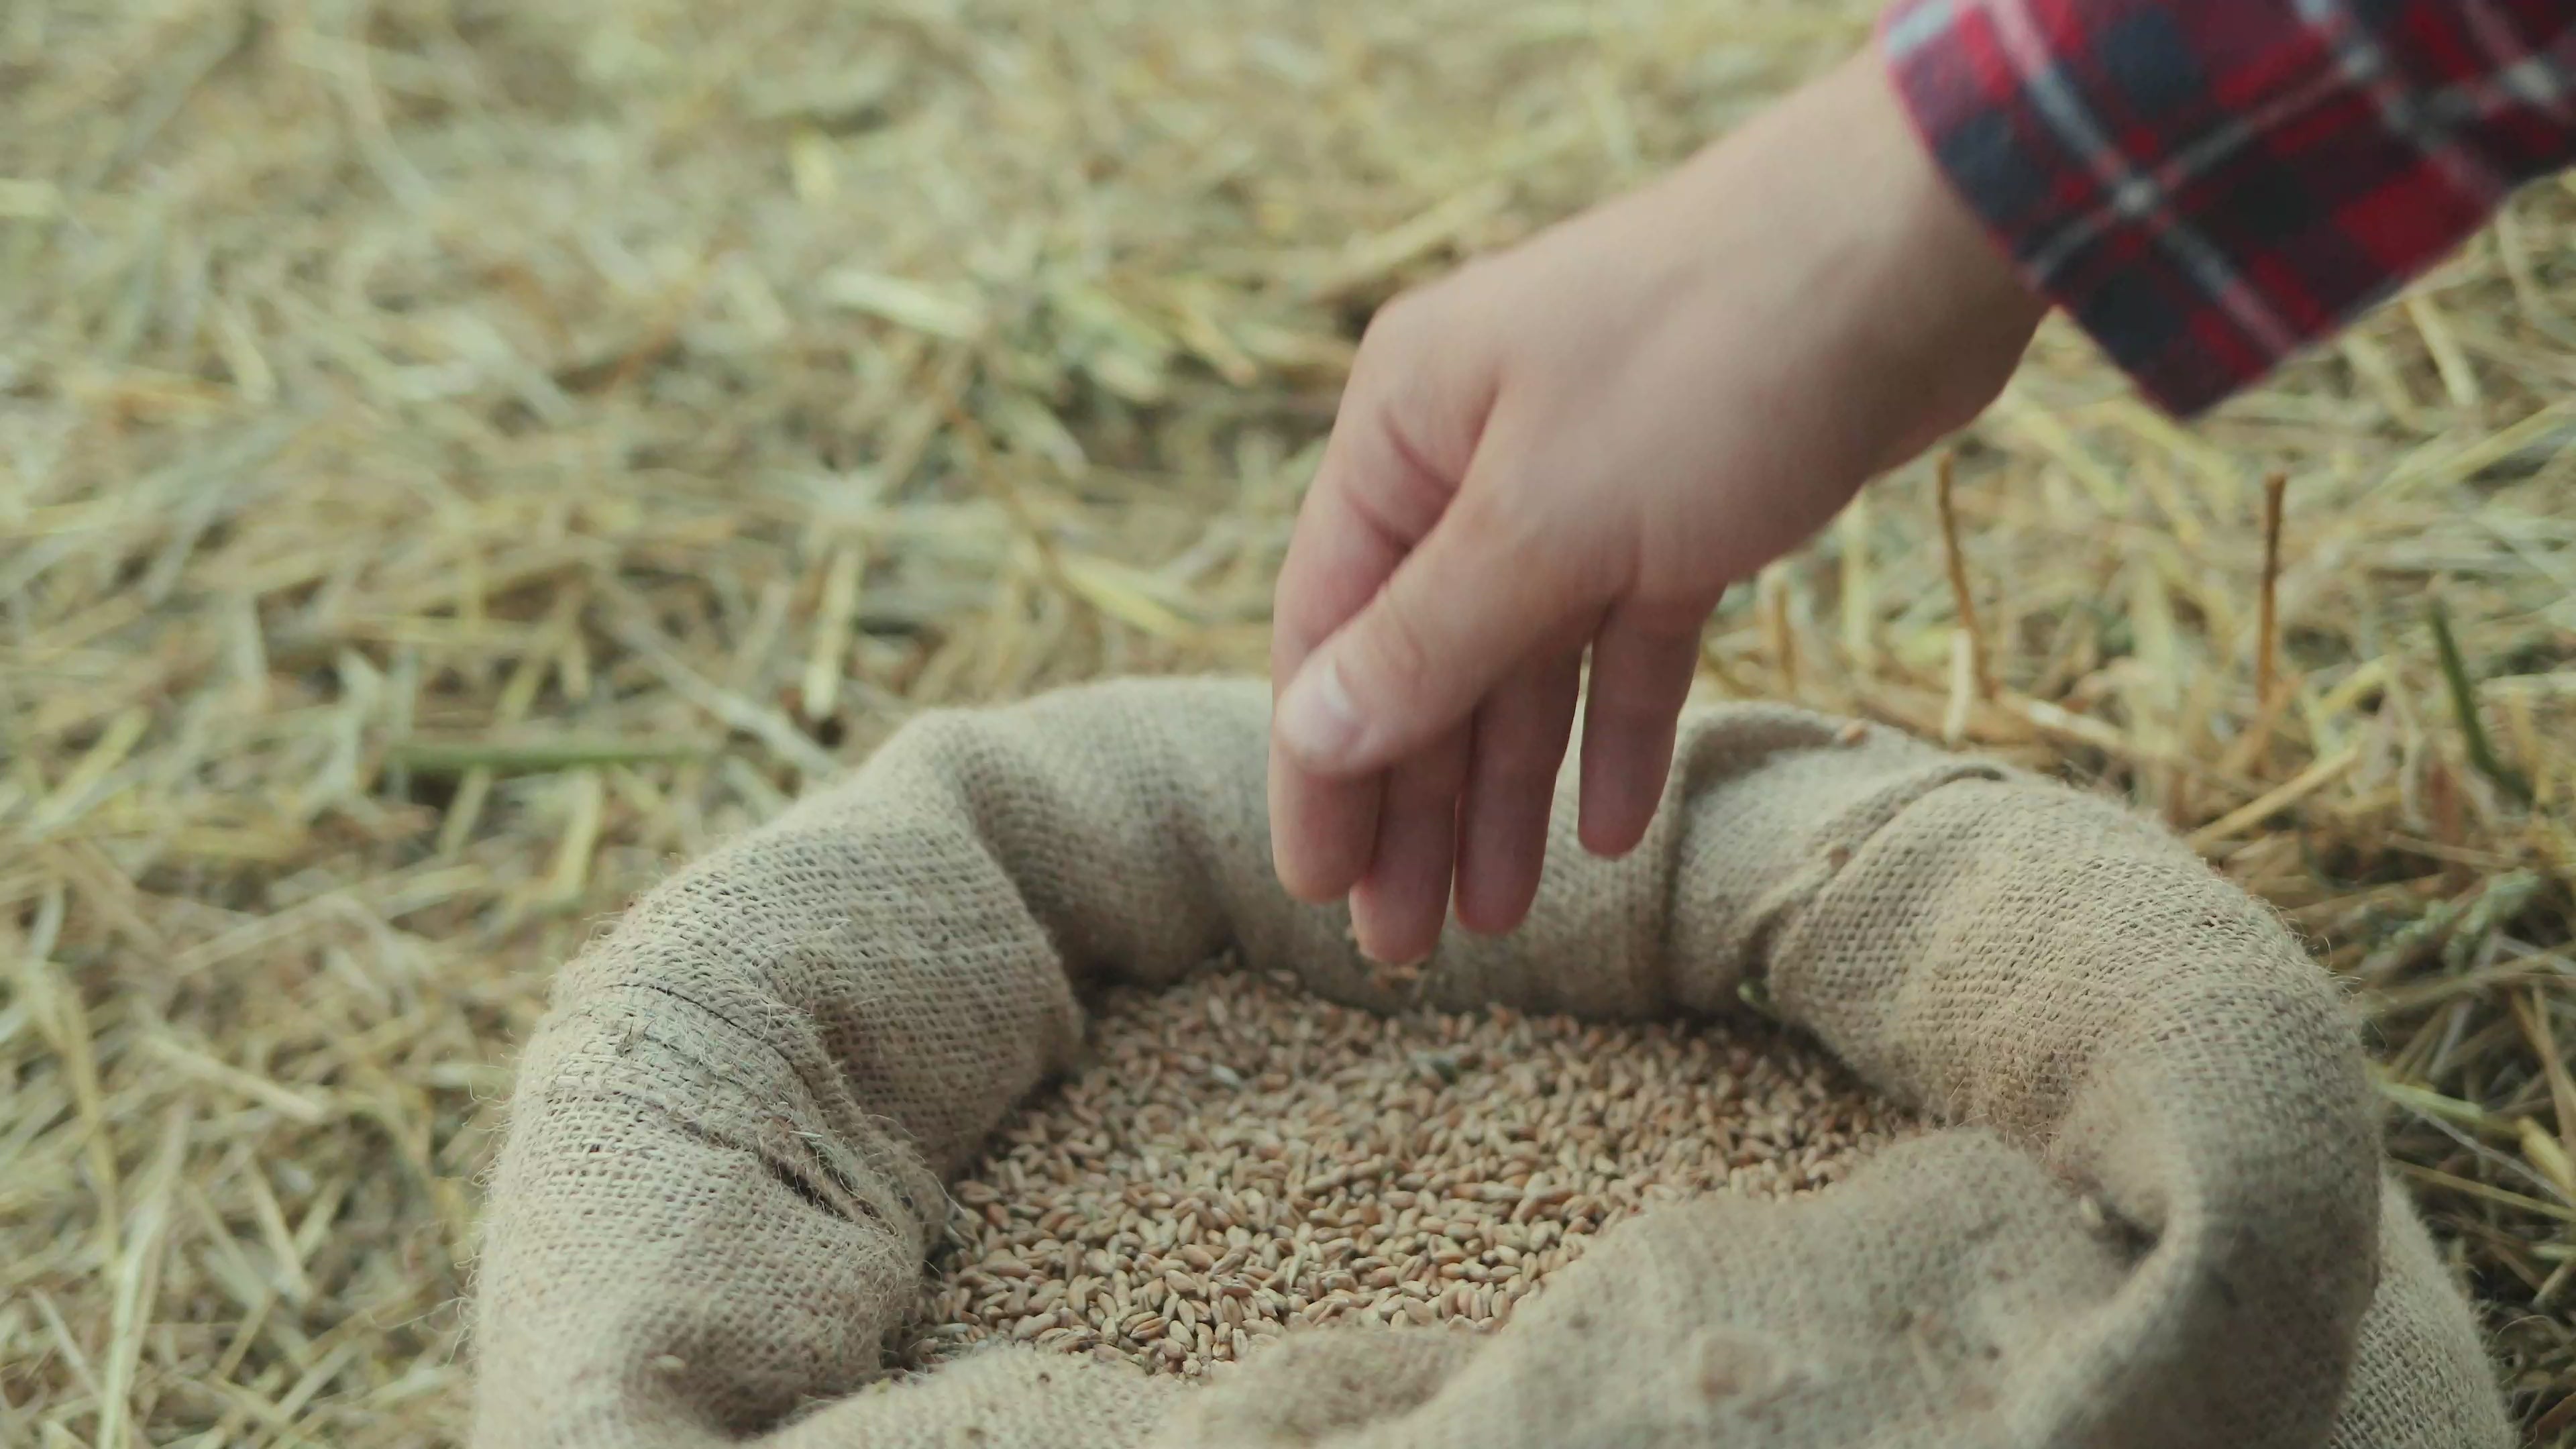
1269,292 -> 1493,900
1267,428 -> 1426,902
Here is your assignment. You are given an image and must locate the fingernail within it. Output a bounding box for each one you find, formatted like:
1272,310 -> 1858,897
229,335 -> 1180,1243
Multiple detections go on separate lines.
1277,657 -> 1365,769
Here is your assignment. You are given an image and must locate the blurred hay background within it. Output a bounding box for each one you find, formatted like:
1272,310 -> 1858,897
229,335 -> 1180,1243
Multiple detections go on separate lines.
3,0 -> 2571,1443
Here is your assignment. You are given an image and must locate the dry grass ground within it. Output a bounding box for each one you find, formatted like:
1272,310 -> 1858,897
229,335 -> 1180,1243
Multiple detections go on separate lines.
3,0 -> 2571,1443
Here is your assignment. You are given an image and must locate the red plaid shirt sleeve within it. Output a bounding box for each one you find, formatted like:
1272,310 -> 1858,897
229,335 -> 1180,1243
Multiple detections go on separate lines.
1880,0 -> 2576,415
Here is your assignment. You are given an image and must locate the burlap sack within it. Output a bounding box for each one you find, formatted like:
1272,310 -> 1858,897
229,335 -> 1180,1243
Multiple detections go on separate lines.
471,678 -> 2509,1449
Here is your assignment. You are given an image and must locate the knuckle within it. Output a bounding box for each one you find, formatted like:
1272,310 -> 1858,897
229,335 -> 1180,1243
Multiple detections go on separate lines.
1476,731 -> 1565,789
1619,584 -> 1720,636
1350,286 -> 1470,418
1477,690 -> 1577,787
1348,415 -> 1459,541
1407,734 -> 1475,798
1446,483 -> 1554,566
1359,286 -> 1437,352
1348,592 -> 1441,700
1585,691 -> 1680,737
1583,688 -> 1687,757
1452,490 -> 1611,610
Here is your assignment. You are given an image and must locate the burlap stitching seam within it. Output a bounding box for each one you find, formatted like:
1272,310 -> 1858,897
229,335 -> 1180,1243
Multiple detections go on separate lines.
1735,760 -> 2013,1002
589,1081 -> 907,1238
573,981 -> 930,1234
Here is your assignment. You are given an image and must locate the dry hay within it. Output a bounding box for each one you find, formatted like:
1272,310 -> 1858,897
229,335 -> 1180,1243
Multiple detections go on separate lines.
1,0 -> 2571,1444
903,969 -> 1908,1378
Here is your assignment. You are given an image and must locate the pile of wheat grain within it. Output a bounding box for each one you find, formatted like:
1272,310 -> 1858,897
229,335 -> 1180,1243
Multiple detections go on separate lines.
902,967 -> 1911,1377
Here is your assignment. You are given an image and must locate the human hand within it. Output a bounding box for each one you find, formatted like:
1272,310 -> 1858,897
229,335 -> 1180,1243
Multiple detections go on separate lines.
1267,46 -> 2047,963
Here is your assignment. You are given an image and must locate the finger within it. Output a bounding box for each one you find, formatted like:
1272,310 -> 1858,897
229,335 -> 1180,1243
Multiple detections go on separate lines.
1577,604 -> 1703,858
1266,423 -> 1424,901
1454,648 -> 1582,935
1269,292 -> 1494,691
1275,481 -> 1599,782
1267,467 -> 1407,902
1269,296 -> 1493,900
1348,726 -> 1471,965
1269,741 -> 1383,903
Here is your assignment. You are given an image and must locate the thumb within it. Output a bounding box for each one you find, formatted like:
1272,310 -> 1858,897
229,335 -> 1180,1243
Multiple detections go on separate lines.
1274,484 -> 1594,779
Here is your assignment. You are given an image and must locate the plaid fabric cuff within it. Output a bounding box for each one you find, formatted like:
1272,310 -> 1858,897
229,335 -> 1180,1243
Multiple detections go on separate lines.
1880,0 -> 2576,416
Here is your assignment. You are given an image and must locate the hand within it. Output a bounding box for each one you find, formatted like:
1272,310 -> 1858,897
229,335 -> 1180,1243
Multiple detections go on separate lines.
1267,45 -> 2047,963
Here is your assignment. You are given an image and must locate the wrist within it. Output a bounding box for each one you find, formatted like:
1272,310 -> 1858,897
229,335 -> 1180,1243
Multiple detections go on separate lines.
1633,44 -> 2045,482
1778,49 -> 2049,453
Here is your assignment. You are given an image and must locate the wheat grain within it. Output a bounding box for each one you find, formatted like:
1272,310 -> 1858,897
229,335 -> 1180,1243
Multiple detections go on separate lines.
902,967 -> 1911,1378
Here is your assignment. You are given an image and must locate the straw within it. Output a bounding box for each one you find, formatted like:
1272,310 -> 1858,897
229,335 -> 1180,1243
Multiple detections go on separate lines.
2255,471 -> 2288,710
3,0 -> 2571,1441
